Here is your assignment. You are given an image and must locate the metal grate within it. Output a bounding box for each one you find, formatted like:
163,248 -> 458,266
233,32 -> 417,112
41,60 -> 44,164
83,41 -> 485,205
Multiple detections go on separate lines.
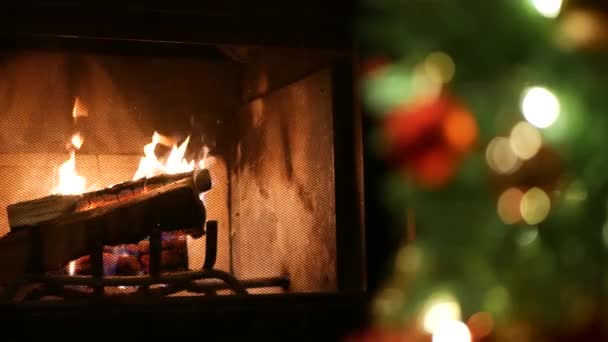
2,220 -> 289,302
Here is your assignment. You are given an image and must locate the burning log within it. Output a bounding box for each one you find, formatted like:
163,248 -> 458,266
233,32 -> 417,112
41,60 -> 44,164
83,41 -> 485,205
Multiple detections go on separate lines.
7,169 -> 211,229
0,169 -> 210,286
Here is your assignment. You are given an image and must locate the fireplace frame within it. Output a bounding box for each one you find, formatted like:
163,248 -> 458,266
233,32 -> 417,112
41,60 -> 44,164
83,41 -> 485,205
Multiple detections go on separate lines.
0,1 -> 368,339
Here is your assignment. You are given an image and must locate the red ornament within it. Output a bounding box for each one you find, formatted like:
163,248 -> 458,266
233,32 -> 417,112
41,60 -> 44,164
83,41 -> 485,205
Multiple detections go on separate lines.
383,92 -> 477,190
409,146 -> 457,189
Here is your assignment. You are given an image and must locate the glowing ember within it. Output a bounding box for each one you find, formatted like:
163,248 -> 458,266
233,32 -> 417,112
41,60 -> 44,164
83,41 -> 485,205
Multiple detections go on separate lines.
132,131 -> 198,181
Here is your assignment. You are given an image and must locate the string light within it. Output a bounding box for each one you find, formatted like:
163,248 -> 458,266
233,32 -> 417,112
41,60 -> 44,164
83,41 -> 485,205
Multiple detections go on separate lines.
521,86 -> 561,129
432,320 -> 472,342
531,0 -> 563,18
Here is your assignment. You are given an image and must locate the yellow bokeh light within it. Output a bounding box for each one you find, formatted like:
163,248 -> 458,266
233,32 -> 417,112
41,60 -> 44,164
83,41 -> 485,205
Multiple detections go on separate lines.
531,0 -> 563,18
509,121 -> 542,160
424,51 -> 455,84
559,10 -> 603,48
521,86 -> 561,129
486,137 -> 521,174
395,244 -> 422,275
421,294 -> 462,334
497,187 -> 524,225
520,187 -> 551,225
432,320 -> 472,342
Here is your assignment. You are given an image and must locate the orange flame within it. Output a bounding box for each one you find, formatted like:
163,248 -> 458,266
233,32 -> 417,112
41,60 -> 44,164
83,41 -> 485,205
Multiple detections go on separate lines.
72,97 -> 88,118
71,132 -> 84,149
54,148 -> 86,195
132,131 -> 197,181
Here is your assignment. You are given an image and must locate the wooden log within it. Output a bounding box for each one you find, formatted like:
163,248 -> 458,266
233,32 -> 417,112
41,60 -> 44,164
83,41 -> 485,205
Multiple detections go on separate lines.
7,168 -> 211,230
115,254 -> 141,275
0,169 -> 209,286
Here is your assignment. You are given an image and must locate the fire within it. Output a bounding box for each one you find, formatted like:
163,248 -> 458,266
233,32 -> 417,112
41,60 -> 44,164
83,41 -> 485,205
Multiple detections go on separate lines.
54,149 -> 86,195
55,98 -> 88,196
56,125 -> 210,277
68,261 -> 76,276
71,133 -> 84,150
132,131 -> 197,181
72,97 -> 88,118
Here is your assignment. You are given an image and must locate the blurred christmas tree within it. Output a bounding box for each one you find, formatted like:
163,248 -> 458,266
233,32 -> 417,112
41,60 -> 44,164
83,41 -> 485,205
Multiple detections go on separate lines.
355,0 -> 608,341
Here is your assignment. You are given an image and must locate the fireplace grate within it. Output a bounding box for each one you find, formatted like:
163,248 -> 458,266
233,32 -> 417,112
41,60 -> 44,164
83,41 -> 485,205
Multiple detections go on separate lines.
1,220 -> 290,302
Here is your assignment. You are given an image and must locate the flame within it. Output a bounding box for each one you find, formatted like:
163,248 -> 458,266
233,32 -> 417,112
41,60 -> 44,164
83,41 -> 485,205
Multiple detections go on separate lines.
72,97 -> 88,118
132,131 -> 197,181
54,149 -> 86,195
68,260 -> 76,276
71,133 -> 84,149
55,98 -> 88,195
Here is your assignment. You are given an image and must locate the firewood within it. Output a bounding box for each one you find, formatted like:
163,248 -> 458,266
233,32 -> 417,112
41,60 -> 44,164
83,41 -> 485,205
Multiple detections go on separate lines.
115,254 -> 141,275
135,234 -> 186,255
71,253 -> 119,275
137,239 -> 150,254
140,249 -> 187,272
7,169 -> 211,230
0,169 -> 209,285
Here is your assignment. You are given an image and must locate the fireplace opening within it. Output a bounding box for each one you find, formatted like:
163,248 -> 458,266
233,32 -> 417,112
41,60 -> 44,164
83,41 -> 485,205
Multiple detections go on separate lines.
0,41 -> 364,302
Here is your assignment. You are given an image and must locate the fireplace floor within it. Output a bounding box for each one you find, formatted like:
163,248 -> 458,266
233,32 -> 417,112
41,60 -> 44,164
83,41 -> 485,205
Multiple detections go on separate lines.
0,293 -> 368,340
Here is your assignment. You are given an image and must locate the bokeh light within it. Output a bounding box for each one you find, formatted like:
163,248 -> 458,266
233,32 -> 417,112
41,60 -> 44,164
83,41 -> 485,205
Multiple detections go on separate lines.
467,312 -> 495,339
517,228 -> 539,247
395,244 -> 422,275
442,109 -> 478,153
520,187 -> 551,225
362,63 -> 413,115
486,137 -> 521,174
497,187 -> 524,224
521,86 -> 561,128
531,0 -> 563,18
509,121 -> 542,160
424,51 -> 456,84
432,320 -> 472,342
559,9 -> 603,48
421,294 -> 462,334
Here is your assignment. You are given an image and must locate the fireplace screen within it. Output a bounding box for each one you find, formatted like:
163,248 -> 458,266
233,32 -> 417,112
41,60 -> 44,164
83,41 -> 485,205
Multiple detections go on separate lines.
0,45 -> 349,301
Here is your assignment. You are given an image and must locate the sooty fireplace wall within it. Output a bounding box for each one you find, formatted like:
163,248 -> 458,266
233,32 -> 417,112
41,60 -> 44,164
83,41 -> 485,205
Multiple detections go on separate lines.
0,2 -> 365,307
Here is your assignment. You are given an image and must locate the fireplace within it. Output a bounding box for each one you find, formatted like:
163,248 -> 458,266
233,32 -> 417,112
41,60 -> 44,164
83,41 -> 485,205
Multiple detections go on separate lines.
0,2 -> 366,339
0,42 -> 364,295
0,1 -> 366,324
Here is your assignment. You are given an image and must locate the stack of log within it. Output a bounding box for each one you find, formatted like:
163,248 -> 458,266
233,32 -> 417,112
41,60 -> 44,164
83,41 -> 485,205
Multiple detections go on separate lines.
0,169 -> 210,285
68,232 -> 188,276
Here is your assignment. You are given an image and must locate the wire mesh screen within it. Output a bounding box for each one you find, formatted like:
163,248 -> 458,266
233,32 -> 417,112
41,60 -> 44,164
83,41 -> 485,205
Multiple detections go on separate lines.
231,69 -> 338,293
0,48 -> 339,300
0,49 -> 246,300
